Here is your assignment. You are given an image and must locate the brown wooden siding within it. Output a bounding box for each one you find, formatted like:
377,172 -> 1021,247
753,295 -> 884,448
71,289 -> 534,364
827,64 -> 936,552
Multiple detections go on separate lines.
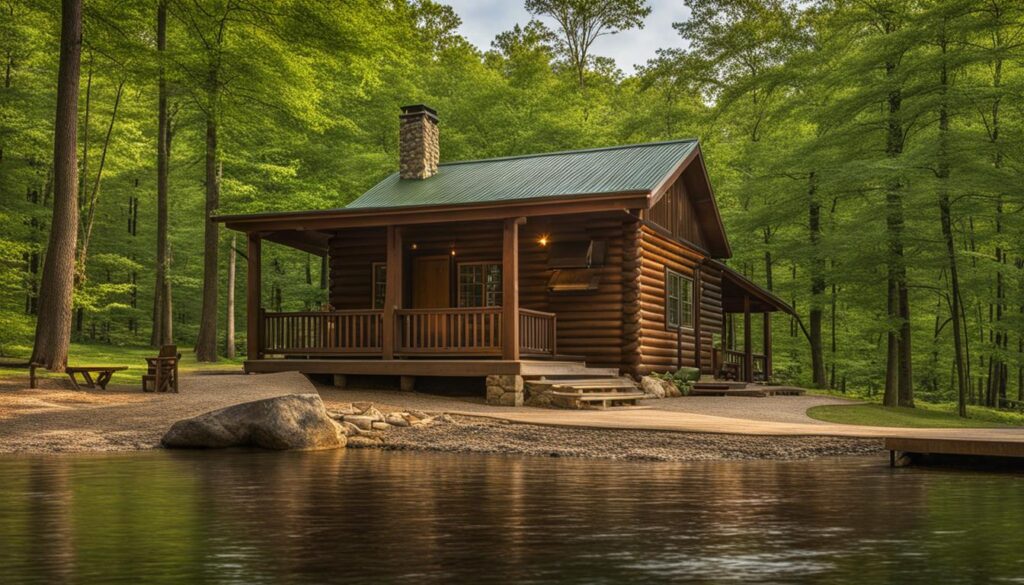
637,224 -> 723,375
518,212 -> 629,370
329,227 -> 386,310
329,222 -> 504,310
647,176 -> 707,248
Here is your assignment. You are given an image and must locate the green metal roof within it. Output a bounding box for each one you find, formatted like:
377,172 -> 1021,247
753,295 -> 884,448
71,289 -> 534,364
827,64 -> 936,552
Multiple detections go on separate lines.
345,139 -> 699,209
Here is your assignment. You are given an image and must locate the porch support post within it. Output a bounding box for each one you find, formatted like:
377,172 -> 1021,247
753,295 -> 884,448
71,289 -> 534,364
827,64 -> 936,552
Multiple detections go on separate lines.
246,232 -> 262,362
743,295 -> 753,383
502,218 -> 522,360
763,312 -> 773,382
693,266 -> 703,373
382,226 -> 402,359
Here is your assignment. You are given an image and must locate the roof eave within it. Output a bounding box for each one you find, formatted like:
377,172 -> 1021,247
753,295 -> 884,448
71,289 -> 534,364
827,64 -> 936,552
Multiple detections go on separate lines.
215,190 -> 651,232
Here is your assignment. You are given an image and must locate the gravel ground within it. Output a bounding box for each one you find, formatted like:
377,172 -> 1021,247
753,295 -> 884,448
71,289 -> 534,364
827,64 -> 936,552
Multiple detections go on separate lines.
0,373 -> 881,460
379,415 -> 883,461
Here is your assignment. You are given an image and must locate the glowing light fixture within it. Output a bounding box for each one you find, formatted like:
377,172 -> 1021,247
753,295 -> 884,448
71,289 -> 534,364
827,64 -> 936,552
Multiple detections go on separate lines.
410,243 -> 418,250
538,235 -> 550,247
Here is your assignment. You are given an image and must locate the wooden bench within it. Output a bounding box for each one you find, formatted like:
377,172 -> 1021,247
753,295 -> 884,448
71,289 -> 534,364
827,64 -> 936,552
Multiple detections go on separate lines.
65,366 -> 128,390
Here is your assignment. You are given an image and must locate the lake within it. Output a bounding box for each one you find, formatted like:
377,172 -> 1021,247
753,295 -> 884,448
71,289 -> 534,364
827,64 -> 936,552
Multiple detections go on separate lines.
0,449 -> 1021,584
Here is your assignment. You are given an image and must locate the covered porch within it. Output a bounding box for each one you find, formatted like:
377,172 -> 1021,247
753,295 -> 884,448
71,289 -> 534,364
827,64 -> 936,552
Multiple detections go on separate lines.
243,217 -> 558,368
711,262 -> 794,384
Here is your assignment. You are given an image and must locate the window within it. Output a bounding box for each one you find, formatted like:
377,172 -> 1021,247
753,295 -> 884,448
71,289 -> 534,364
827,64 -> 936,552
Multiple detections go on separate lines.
458,263 -> 502,307
666,270 -> 694,329
372,263 -> 387,309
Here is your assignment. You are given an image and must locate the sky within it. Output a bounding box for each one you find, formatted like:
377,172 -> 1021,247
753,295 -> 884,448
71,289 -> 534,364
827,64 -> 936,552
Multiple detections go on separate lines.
443,0 -> 693,75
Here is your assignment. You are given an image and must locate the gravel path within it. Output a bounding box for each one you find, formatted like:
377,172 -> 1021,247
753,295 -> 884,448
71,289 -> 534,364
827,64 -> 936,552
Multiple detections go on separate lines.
647,395 -> 862,424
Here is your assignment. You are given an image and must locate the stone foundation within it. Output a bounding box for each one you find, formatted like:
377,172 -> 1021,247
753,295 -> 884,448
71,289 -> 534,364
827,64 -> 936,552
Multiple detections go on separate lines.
486,374 -> 524,406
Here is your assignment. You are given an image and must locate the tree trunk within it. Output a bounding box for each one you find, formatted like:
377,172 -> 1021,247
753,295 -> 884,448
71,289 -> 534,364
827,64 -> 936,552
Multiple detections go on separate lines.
225,234 -> 235,359
883,53 -> 912,407
31,0 -> 82,372
934,29 -> 968,417
194,67 -> 220,362
151,0 -> 172,347
77,77 -> 125,275
807,171 -> 826,388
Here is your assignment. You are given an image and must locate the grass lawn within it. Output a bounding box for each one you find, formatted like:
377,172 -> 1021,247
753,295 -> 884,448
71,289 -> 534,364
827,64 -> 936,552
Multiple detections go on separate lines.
806,402 -> 1024,428
0,342 -> 244,387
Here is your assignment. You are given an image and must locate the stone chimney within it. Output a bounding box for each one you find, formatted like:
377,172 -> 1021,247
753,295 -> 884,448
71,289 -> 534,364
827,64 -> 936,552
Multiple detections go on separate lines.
399,104 -> 439,180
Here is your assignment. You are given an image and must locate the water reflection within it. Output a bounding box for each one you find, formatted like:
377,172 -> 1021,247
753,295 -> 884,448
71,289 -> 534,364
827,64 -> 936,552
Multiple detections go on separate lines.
0,450 -> 1021,584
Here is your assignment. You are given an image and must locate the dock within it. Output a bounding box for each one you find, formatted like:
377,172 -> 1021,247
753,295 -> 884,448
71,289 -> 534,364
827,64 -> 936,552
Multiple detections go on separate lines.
885,436 -> 1024,467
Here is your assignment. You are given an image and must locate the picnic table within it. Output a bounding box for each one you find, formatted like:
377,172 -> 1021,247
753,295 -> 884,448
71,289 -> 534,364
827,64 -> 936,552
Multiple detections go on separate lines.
64,366 -> 128,390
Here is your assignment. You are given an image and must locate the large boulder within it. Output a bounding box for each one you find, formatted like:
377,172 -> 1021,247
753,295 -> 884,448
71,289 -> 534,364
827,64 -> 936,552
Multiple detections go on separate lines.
161,394 -> 347,450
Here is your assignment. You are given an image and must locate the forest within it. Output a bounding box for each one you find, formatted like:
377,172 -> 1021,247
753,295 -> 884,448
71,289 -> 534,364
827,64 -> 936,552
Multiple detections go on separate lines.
0,0 -> 1021,413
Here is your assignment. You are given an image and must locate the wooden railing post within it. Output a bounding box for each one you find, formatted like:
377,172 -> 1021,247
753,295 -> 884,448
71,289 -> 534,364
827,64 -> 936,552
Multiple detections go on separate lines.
743,295 -> 753,383
763,311 -> 773,381
382,226 -> 402,360
246,233 -> 262,361
502,218 -> 521,360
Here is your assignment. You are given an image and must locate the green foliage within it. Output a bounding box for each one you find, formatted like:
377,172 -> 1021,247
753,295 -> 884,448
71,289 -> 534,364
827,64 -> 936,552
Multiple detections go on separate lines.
0,0 -> 1020,413
806,403 -> 1024,429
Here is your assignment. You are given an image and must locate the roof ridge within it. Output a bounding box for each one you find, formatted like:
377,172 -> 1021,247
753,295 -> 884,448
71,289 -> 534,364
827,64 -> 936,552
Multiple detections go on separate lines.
438,138 -> 699,168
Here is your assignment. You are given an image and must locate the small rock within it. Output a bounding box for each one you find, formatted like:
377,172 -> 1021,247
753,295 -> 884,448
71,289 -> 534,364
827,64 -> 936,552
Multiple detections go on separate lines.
437,414 -> 455,424
346,435 -> 383,449
343,415 -> 376,431
371,421 -> 391,431
385,413 -> 410,427
332,403 -> 359,416
353,401 -> 374,412
408,409 -> 430,420
361,406 -> 385,422
640,376 -> 666,398
341,421 -> 363,436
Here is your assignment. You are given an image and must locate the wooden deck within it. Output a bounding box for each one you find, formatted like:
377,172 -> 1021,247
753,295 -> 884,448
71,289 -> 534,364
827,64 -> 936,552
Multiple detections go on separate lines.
244,358 -> 618,378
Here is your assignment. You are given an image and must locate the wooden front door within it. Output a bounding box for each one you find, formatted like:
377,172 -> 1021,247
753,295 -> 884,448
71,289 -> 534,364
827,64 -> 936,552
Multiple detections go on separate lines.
412,256 -> 450,308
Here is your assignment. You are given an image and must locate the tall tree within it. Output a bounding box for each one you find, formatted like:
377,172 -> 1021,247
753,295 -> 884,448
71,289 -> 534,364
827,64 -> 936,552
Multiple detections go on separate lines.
525,0 -> 651,88
151,0 -> 172,347
30,0 -> 82,371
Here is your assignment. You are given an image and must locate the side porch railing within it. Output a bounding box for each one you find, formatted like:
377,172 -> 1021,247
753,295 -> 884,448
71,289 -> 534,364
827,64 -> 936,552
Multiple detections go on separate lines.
260,307 -> 557,358
714,348 -> 767,382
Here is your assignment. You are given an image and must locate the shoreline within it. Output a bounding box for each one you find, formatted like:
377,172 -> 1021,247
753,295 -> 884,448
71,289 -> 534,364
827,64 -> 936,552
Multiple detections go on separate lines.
369,414 -> 884,462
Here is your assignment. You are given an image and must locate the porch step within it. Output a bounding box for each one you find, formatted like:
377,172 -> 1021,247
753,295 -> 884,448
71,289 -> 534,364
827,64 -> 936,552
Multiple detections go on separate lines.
548,390 -> 647,409
527,374 -> 643,409
520,361 -> 620,378
692,381 -> 749,390
530,377 -> 637,392
690,382 -> 806,397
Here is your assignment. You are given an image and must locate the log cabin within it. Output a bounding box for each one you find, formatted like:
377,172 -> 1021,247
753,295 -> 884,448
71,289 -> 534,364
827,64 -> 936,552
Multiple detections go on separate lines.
216,105 -> 793,405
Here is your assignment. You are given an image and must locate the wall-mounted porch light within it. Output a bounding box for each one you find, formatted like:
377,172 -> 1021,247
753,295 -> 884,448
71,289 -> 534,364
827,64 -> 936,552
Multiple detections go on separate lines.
538,234 -> 550,247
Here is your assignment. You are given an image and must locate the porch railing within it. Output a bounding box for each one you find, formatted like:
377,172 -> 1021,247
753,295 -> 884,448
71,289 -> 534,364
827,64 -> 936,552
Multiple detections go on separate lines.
716,348 -> 767,382
261,310 -> 383,355
519,309 -> 557,356
260,307 -> 558,358
396,307 -> 503,355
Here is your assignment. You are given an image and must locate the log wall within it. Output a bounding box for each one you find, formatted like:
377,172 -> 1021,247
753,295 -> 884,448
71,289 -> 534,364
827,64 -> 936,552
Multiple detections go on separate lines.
637,224 -> 723,375
518,212 -> 630,370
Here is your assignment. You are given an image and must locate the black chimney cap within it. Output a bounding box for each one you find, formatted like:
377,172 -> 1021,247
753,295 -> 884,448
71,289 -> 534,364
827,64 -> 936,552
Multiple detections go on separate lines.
400,104 -> 438,122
